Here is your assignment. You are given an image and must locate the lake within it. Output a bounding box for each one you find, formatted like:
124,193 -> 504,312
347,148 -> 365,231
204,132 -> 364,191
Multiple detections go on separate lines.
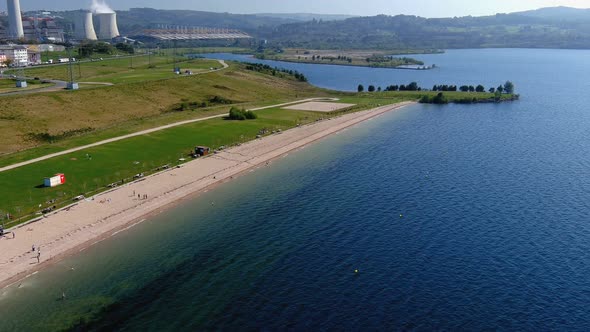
2,49 -> 590,331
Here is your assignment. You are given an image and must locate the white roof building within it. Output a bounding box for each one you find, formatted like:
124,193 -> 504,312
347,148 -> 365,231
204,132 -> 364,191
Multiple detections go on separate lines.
0,45 -> 29,66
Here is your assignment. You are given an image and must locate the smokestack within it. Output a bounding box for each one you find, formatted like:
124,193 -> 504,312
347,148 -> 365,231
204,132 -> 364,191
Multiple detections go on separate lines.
6,0 -> 24,39
97,12 -> 120,39
75,11 -> 98,40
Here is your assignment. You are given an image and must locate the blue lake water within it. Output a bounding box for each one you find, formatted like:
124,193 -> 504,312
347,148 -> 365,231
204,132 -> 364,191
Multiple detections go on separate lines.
2,49 -> 590,331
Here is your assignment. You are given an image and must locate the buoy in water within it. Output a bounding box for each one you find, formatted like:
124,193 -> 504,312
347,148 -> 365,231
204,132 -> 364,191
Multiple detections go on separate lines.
354,269 -> 359,274
399,214 -> 403,218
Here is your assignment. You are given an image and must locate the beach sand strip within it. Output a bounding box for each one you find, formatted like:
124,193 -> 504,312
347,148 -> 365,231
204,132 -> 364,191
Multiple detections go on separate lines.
0,101 -> 414,289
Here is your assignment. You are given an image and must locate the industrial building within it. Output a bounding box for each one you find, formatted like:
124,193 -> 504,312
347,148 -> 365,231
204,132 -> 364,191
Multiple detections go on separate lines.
74,11 -> 97,40
6,0 -> 24,39
2,0 -> 64,42
96,12 -> 119,39
21,17 -> 65,42
139,26 -> 252,41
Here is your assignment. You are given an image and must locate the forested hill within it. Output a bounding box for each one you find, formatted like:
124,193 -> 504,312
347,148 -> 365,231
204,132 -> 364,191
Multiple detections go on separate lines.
259,9 -> 590,49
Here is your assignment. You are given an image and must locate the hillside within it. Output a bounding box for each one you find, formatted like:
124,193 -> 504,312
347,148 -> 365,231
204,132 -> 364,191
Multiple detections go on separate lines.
12,7 -> 590,50
259,11 -> 590,49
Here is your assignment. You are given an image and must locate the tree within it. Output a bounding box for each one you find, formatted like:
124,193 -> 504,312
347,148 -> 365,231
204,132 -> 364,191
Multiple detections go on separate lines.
460,85 -> 469,92
368,85 -> 376,92
357,84 -> 364,92
468,85 -> 475,92
476,85 -> 485,92
489,87 -> 495,93
503,81 -> 515,94
497,85 -> 504,93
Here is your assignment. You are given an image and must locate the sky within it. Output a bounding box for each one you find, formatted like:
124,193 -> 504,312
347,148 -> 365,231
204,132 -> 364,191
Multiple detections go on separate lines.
1,0 -> 589,17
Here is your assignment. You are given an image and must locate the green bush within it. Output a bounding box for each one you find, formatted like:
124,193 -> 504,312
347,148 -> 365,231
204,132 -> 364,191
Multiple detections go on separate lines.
227,107 -> 257,120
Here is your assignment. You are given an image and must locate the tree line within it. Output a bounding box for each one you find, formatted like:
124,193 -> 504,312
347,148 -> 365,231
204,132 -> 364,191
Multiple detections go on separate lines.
358,81 -> 515,94
244,63 -> 308,82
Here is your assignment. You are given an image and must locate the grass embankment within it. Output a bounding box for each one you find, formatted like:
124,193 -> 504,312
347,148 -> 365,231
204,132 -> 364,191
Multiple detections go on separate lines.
256,49 -> 436,68
13,55 -> 221,84
0,61 -> 324,157
0,93 -> 411,227
0,78 -> 54,93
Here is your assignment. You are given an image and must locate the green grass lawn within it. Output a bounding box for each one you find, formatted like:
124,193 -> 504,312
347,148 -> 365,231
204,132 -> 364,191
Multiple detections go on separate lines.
0,62 -> 324,155
15,55 -> 221,84
0,78 -> 54,93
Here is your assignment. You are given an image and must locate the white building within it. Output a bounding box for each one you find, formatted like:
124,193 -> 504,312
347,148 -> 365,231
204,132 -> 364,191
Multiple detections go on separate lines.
0,45 -> 28,66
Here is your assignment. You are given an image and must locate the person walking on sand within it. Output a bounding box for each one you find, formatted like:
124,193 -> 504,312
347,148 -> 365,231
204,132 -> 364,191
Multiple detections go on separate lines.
37,250 -> 40,263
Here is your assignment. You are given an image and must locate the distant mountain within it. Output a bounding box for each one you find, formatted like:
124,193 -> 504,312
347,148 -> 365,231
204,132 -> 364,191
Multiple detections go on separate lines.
255,13 -> 357,22
514,6 -> 590,21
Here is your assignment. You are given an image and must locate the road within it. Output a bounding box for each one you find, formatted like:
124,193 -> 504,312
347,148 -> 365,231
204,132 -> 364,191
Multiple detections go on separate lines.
0,96 -> 337,173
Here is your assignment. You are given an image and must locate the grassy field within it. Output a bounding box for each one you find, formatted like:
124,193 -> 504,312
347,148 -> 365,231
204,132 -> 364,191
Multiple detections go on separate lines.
12,55 -> 221,84
0,78 -> 54,93
0,62 -> 324,156
0,94 -> 408,226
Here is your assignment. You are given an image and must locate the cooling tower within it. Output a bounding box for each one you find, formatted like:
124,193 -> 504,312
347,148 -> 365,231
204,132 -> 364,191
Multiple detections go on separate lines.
97,13 -> 120,39
74,11 -> 98,40
6,0 -> 24,39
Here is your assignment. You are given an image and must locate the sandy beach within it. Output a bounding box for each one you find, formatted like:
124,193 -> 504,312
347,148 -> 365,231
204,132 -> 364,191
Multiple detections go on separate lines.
0,101 -> 414,289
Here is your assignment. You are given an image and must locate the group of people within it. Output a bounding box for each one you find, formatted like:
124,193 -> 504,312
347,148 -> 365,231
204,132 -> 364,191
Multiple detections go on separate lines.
133,190 -> 148,200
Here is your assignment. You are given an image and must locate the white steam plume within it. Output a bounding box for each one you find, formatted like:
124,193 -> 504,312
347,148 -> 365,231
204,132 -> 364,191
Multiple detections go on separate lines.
91,0 -> 115,14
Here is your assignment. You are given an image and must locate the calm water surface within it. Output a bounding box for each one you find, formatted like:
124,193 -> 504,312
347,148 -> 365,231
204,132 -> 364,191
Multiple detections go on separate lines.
2,49 -> 590,331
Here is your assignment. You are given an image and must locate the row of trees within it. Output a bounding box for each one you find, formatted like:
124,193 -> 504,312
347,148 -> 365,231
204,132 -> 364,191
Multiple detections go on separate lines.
358,82 -> 421,92
77,42 -> 136,58
244,63 -> 308,82
358,81 -> 515,94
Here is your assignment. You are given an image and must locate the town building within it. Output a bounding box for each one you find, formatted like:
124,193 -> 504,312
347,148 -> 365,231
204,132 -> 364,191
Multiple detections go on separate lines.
0,45 -> 28,66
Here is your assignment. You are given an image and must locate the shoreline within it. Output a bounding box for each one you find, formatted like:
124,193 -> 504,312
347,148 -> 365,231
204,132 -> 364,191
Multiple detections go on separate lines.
252,55 -> 432,70
0,101 -> 414,290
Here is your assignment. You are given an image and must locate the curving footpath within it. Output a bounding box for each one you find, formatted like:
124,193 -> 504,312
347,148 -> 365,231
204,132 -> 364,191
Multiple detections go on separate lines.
0,96 -> 337,173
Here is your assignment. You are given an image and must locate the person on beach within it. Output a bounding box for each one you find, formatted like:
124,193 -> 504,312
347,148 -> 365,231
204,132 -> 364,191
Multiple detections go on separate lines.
37,251 -> 40,263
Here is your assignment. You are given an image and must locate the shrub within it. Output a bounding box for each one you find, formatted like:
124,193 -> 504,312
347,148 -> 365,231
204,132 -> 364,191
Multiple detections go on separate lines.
228,107 -> 257,120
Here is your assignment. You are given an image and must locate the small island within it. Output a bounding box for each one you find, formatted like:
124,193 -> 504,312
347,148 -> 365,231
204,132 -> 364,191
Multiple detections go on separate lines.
255,48 -> 441,69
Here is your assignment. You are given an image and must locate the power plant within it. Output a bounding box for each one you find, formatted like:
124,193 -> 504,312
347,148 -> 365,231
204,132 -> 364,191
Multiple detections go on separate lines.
74,11 -> 98,41
6,0 -> 24,39
96,12 -> 120,40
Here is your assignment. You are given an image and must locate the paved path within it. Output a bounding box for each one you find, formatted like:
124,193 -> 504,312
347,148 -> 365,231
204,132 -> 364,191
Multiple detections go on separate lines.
0,96 -> 337,173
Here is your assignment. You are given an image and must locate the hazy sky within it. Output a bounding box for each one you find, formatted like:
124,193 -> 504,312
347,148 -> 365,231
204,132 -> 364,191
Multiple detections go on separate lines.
2,0 -> 590,17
